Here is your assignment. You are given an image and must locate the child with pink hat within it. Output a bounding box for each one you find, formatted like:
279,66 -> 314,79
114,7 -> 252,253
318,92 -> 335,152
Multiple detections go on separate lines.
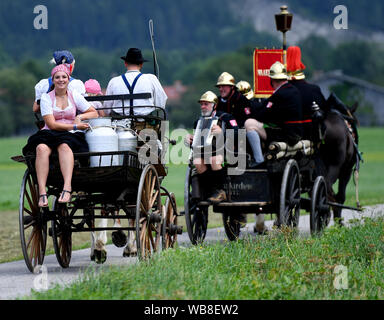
85,79 -> 106,116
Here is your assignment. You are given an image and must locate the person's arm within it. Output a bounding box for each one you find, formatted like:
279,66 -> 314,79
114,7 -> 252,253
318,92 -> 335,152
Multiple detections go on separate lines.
33,101 -> 40,113
33,80 -> 45,112
103,79 -> 114,111
72,91 -> 99,124
44,115 -> 89,131
151,76 -> 168,108
74,107 -> 98,124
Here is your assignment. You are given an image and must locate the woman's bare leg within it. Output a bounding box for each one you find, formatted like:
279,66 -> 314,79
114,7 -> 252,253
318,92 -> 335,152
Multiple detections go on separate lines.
57,143 -> 74,202
36,144 -> 52,206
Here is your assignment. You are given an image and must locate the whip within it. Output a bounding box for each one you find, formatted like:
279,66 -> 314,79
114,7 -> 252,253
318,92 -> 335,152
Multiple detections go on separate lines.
149,19 -> 159,79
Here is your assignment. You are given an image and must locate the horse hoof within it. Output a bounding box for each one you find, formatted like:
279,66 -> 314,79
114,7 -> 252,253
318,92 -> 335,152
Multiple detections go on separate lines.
112,230 -> 127,248
254,226 -> 268,235
123,248 -> 137,257
94,249 -> 107,264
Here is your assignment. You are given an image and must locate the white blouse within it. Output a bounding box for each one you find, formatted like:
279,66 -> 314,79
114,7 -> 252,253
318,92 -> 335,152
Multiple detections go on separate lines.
40,90 -> 91,117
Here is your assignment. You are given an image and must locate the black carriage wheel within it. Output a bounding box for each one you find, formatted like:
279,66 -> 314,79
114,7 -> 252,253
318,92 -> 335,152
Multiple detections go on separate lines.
136,165 -> 162,260
310,176 -> 331,235
184,166 -> 208,245
51,199 -> 72,268
222,213 -> 241,241
279,159 -> 301,228
162,192 -> 179,249
19,169 -> 47,273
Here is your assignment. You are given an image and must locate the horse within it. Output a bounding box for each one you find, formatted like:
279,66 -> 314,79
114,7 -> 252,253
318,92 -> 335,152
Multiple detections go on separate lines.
88,208 -> 137,264
319,101 -> 360,225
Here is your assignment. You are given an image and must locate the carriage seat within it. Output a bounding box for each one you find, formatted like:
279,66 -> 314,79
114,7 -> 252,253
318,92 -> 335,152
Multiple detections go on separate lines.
265,140 -> 314,161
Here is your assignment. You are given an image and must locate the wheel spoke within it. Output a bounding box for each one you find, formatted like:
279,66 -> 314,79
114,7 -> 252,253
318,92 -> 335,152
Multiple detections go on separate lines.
150,190 -> 159,209
27,176 -> 38,205
25,191 -> 36,214
24,207 -> 33,216
24,220 -> 35,230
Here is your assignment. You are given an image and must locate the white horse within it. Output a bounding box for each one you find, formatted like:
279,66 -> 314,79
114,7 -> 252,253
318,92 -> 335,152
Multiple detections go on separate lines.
90,210 -> 137,263
254,214 -> 268,234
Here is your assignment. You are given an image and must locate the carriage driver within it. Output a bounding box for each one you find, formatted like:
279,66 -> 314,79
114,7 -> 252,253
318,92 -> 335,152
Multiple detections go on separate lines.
286,46 -> 326,140
244,61 -> 303,167
104,48 -> 167,119
185,91 -> 239,204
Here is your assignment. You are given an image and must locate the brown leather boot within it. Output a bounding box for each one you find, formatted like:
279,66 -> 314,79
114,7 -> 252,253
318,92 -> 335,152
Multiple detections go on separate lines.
207,189 -> 227,204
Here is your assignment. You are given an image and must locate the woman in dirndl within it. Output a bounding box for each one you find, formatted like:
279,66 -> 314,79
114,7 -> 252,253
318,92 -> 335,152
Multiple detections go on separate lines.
23,64 -> 98,207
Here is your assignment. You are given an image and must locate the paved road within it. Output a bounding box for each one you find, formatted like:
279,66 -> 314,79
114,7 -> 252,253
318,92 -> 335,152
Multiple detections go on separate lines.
0,205 -> 382,300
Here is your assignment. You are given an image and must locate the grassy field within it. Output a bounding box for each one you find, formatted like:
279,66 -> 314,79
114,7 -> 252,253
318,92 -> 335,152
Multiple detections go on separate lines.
27,216 -> 384,300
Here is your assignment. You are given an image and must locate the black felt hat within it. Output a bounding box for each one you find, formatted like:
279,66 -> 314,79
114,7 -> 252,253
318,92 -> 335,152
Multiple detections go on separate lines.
120,48 -> 148,64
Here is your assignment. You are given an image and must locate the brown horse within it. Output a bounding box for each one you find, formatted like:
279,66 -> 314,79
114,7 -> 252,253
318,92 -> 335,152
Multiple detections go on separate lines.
319,101 -> 360,225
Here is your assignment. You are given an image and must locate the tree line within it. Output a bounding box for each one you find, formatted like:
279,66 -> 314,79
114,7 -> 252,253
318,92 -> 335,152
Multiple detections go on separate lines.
0,35 -> 383,136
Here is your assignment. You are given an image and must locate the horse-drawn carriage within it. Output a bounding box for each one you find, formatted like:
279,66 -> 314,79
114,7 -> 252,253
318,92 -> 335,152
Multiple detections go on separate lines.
184,108 -> 362,243
184,134 -> 332,243
13,93 -> 182,273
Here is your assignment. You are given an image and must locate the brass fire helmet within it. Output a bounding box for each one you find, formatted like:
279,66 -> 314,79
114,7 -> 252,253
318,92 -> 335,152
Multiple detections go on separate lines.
269,61 -> 288,80
236,81 -> 254,100
216,72 -> 235,87
198,91 -> 218,104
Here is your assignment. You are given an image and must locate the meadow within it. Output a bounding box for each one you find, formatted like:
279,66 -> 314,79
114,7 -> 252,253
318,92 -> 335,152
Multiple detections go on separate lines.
28,216 -> 384,300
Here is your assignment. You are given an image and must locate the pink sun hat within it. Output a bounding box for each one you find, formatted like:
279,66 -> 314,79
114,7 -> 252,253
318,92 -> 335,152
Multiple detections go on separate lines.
51,64 -> 71,78
85,79 -> 102,95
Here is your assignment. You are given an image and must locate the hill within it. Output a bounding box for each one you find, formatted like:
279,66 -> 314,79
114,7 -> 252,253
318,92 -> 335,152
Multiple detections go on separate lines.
0,0 -> 277,64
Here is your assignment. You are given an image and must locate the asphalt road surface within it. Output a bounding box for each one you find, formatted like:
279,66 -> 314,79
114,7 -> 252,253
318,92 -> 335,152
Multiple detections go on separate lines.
0,205 -> 382,300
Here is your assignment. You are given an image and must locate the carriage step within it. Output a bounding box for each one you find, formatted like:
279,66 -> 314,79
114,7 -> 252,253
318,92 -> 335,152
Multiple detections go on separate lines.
178,211 -> 185,216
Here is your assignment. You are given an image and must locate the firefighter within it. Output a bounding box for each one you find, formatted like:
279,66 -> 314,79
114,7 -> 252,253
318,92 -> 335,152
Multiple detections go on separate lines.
286,46 -> 326,140
215,72 -> 251,128
244,61 -> 303,167
185,91 -> 239,204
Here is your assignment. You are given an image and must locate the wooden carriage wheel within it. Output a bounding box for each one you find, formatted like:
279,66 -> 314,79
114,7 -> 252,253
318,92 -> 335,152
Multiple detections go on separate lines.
279,159 -> 301,228
184,166 -> 208,245
51,198 -> 72,268
136,165 -> 162,260
222,213 -> 241,241
162,191 -> 179,249
19,169 -> 47,273
310,176 -> 331,235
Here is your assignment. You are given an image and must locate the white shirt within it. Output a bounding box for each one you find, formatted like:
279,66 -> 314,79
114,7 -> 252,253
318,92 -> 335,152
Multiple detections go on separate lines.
40,90 -> 91,117
103,70 -> 167,116
35,78 -> 86,102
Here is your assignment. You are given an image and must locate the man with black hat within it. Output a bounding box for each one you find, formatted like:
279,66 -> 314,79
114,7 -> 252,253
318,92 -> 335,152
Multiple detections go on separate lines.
104,48 -> 167,116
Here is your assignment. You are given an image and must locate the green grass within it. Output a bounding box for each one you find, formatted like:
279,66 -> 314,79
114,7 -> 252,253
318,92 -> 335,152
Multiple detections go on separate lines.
27,216 -> 384,300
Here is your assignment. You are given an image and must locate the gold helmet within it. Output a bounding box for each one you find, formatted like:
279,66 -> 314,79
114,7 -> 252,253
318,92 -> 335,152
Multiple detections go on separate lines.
198,91 -> 218,104
269,61 -> 287,80
216,72 -> 235,87
236,81 -> 254,100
